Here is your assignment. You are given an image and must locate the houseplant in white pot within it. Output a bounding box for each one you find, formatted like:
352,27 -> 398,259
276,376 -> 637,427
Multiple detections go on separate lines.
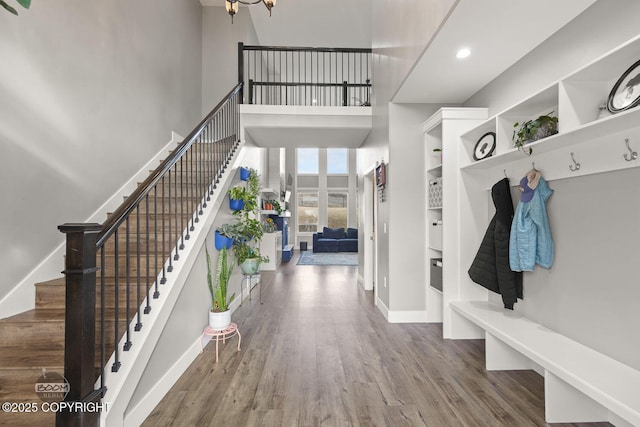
206,245 -> 235,330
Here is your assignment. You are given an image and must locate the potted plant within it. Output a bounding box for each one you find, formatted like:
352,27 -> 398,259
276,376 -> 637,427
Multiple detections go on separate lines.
214,224 -> 233,251
263,217 -> 276,233
513,112 -> 558,155
228,186 -> 247,211
206,245 -> 235,330
270,200 -> 282,215
228,168 -> 269,274
234,243 -> 269,275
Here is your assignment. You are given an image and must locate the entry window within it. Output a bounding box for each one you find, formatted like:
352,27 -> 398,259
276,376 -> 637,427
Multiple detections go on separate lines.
297,148 -> 319,174
297,192 -> 318,232
328,192 -> 348,229
327,148 -> 348,174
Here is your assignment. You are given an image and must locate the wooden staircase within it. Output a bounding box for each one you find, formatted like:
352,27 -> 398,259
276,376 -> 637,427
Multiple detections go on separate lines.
0,160 -> 208,427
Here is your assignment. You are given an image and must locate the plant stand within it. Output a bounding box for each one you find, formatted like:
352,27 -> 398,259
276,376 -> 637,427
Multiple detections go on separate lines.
241,273 -> 262,304
200,323 -> 241,363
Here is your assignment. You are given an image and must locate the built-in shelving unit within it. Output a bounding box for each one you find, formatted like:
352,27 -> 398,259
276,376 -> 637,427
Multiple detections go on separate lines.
422,107 -> 488,324
458,34 -> 640,189
447,34 -> 640,426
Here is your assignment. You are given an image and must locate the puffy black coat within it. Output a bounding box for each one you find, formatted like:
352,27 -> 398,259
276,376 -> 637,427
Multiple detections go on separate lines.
468,178 -> 522,309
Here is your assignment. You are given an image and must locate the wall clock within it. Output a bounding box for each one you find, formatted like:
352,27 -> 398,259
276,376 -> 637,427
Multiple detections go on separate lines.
473,132 -> 496,161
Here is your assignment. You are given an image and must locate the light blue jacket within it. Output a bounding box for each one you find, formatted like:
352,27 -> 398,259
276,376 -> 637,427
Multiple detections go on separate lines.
509,177 -> 554,271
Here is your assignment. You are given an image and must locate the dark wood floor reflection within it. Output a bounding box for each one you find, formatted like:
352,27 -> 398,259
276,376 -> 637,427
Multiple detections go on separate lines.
143,255 -> 610,427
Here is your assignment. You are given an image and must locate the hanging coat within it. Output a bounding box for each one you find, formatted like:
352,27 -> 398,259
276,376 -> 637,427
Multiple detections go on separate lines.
509,174 -> 554,271
468,178 -> 523,310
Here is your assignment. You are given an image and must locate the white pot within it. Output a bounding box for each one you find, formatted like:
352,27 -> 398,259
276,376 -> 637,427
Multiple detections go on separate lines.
209,309 -> 231,331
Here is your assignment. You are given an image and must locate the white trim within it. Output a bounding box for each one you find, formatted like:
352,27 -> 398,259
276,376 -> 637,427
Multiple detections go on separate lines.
123,336 -> 202,427
387,310 -> 428,324
0,132 -> 184,320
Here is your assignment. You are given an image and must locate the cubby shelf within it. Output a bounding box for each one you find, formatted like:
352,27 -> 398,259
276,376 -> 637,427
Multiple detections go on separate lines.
460,33 -> 640,179
461,105 -> 640,172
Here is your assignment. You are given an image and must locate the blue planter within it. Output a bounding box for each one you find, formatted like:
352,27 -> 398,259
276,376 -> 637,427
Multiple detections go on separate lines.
214,230 -> 233,251
240,167 -> 250,181
229,198 -> 244,211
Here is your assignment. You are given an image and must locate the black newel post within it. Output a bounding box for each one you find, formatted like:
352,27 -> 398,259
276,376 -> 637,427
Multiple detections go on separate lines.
57,223 -> 102,427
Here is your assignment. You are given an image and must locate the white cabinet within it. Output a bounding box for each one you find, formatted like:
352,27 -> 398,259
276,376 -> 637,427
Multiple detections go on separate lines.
422,108 -> 488,325
260,231 -> 282,271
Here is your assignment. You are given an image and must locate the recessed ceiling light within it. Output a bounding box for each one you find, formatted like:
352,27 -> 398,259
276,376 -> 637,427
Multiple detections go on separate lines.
456,48 -> 471,59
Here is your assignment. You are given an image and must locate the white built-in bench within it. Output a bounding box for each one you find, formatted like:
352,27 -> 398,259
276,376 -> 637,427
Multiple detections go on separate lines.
450,301 -> 640,427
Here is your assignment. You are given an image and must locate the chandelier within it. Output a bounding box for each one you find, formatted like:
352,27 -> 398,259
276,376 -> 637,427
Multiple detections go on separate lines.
225,0 -> 276,23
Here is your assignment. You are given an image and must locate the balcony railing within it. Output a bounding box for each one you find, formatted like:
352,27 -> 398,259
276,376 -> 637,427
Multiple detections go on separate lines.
239,43 -> 372,107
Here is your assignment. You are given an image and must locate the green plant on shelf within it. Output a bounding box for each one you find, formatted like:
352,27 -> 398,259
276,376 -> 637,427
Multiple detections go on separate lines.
512,112 -> 558,155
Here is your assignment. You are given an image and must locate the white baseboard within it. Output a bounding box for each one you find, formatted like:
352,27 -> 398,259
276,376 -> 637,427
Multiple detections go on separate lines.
123,336 -> 202,427
0,133 -> 183,320
375,297 -> 428,323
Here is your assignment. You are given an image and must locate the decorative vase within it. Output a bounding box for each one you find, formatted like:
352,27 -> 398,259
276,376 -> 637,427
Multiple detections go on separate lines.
209,309 -> 231,331
229,198 -> 244,211
240,167 -> 250,181
240,258 -> 260,275
214,230 -> 233,251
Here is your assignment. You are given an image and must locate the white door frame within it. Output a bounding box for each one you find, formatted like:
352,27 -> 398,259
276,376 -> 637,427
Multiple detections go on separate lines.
363,163 -> 378,303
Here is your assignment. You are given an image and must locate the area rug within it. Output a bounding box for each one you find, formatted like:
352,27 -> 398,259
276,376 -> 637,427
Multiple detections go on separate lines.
296,251 -> 358,266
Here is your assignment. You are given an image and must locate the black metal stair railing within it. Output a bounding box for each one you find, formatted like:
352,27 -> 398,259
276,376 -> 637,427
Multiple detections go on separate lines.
57,83 -> 242,426
239,43 -> 372,106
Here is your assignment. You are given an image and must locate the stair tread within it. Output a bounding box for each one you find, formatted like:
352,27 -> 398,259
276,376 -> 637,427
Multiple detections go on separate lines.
0,347 -> 64,369
2,309 -> 65,323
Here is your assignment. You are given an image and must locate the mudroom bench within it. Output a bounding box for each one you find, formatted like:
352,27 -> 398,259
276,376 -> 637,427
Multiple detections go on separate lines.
450,301 -> 640,427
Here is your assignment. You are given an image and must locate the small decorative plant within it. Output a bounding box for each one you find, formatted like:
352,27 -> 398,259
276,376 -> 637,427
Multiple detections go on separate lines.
269,200 -> 282,215
513,112 -> 558,154
263,217 -> 276,233
206,245 -> 235,312
234,244 -> 269,266
228,186 -> 248,202
1,0 -> 30,15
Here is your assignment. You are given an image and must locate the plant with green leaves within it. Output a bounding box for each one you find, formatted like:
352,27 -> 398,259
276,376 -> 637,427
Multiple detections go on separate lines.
233,244 -> 269,265
1,0 -> 30,15
512,112 -> 558,155
228,186 -> 248,202
270,200 -> 282,215
246,168 -> 260,200
206,245 -> 235,312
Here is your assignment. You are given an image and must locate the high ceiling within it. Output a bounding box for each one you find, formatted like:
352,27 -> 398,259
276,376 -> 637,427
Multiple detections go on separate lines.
202,0 -> 597,104
201,0 -> 598,148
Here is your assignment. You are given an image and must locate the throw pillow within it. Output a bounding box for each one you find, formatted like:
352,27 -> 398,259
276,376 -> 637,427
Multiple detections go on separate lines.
323,227 -> 345,239
346,228 -> 358,239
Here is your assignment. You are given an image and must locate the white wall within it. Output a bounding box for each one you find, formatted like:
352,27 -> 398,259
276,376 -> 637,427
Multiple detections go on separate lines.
358,0 -> 457,313
388,103 -> 439,313
462,0 -> 640,370
202,6 -> 259,114
0,0 -> 203,306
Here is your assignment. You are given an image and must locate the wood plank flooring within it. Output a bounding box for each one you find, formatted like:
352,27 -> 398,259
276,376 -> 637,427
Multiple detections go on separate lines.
143,256 -> 611,427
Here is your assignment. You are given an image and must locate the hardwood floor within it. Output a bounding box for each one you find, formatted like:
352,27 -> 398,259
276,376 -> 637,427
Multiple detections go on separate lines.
143,256 -> 611,427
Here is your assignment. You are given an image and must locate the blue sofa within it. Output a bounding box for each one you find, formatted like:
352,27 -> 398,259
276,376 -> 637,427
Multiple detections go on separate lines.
313,227 -> 358,252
